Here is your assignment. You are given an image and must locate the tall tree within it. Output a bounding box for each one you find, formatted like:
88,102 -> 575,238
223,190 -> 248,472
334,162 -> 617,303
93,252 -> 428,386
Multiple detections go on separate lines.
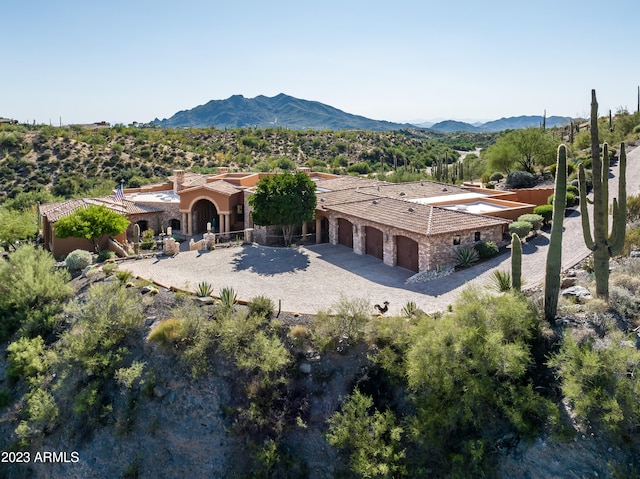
248,172 -> 317,246
54,204 -> 129,253
0,208 -> 38,250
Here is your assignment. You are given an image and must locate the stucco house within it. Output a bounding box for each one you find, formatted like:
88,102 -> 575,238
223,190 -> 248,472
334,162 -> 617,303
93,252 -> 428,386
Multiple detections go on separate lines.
39,169 -> 542,272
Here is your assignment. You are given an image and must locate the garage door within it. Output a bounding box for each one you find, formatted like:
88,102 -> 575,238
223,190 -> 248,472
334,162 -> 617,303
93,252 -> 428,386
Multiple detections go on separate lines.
365,226 -> 383,259
396,235 -> 419,272
338,218 -> 353,248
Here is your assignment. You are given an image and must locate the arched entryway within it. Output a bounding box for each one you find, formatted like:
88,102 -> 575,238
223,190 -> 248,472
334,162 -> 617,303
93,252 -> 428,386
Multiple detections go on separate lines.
338,218 -> 354,248
396,235 -> 419,272
365,226 -> 383,259
192,199 -> 218,234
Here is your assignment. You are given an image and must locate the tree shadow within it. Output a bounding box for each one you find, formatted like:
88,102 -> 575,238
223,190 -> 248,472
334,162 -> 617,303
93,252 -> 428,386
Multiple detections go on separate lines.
522,234 -> 550,254
231,244 -> 310,276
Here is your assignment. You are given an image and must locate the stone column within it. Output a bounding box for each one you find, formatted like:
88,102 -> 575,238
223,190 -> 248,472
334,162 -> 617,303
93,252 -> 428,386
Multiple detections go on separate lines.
315,218 -> 322,244
383,232 -> 396,267
353,223 -> 365,255
219,213 -> 224,234
224,214 -> 231,235
301,222 -> 308,243
181,212 -> 187,233
328,217 -> 338,245
187,212 -> 193,236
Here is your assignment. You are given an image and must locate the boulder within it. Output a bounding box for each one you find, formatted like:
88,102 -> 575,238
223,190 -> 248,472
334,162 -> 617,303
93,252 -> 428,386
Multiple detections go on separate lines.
560,277 -> 577,288
298,362 -> 312,374
562,285 -> 592,299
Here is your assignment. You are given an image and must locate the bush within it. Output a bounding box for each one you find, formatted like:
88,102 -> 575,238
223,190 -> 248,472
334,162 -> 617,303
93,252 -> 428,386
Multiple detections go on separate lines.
148,318 -> 186,347
627,194 -> 640,223
506,171 -> 537,189
98,249 -> 115,262
346,162 -> 371,175
566,184 -> 579,196
101,263 -> 118,276
517,214 -> 544,234
195,281 -> 213,297
65,249 -> 93,271
7,336 -> 47,380
508,221 -> 532,239
489,172 -> 504,182
548,192 -> 577,208
312,295 -> 370,350
533,204 -> 553,224
247,295 -> 275,319
548,331 -> 640,433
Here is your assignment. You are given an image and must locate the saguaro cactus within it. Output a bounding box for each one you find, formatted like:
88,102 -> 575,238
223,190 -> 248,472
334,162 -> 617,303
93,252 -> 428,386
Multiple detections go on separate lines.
511,233 -> 522,291
578,90 -> 627,299
544,144 -> 567,321
133,223 -> 141,254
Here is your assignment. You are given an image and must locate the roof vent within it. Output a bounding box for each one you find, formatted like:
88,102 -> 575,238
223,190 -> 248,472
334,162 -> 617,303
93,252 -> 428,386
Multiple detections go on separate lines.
372,200 -> 378,205
408,207 -> 414,212
320,198 -> 325,202
442,187 -> 448,192
399,192 -> 405,196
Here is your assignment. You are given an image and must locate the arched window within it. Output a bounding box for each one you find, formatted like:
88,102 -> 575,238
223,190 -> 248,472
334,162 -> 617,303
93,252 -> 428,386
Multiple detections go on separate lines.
170,218 -> 181,231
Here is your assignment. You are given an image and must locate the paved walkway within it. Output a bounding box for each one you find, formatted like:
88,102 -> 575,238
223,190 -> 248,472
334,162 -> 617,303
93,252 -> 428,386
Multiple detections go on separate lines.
120,144 -> 640,316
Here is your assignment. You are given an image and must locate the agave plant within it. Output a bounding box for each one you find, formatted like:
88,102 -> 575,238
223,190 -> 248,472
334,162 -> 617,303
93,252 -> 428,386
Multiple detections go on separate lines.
195,281 -> 213,298
218,286 -> 237,312
490,270 -> 512,292
401,301 -> 418,319
454,247 -> 479,268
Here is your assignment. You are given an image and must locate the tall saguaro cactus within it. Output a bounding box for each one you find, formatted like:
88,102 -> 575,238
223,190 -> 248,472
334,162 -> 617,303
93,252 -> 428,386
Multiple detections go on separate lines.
511,233 -> 522,291
544,144 -> 567,321
578,90 -> 627,299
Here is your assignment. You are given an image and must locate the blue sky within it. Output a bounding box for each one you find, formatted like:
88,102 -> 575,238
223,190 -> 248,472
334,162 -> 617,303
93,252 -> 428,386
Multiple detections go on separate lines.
2,0 -> 639,125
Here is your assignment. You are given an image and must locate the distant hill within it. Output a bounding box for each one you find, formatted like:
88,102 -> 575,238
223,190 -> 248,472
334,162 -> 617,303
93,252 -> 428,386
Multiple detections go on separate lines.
429,115 -> 572,133
152,93 -> 410,131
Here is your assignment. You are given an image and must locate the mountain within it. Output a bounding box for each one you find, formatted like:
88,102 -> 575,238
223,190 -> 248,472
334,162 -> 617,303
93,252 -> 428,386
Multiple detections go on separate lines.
152,93 -> 410,131
429,115 -> 572,133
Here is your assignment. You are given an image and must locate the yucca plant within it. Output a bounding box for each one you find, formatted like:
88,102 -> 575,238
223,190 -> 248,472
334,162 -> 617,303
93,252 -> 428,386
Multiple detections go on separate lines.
490,270 -> 512,292
454,247 -> 479,268
401,301 -> 418,318
195,281 -> 213,298
218,286 -> 237,312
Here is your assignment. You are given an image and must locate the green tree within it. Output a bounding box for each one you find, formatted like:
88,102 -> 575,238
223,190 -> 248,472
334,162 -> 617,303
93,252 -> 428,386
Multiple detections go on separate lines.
54,204 -> 129,253
248,172 -> 316,245
486,128 -> 557,174
0,245 -> 72,340
0,208 -> 38,250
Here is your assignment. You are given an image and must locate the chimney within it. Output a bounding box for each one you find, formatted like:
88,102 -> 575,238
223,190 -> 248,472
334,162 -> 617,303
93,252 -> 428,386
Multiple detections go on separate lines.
173,170 -> 185,194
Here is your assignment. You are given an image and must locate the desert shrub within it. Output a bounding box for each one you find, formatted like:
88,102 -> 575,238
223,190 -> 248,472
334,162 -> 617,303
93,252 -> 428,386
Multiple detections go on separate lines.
506,170 -> 536,189
312,295 -> 370,350
548,331 -> 640,433
148,318 -> 185,347
327,389 -> 406,478
288,325 -> 310,348
0,245 -> 72,341
115,269 -> 134,284
473,240 -> 499,259
533,204 -> 553,224
101,263 -> 118,276
609,285 -> 640,320
484,182 -> 495,189
114,361 -> 146,390
347,162 -> 371,175
517,214 -> 544,234
489,172 -> 503,182
59,282 -> 146,378
16,389 -> 59,442
405,287 -> 551,473
234,330 -> 291,382
627,194 -> 640,223
65,249 -> 93,271
455,246 -> 479,267
508,221 -> 532,240
548,192 -> 576,207
7,336 -> 47,380
98,249 -> 115,262
622,226 -> 640,255
566,184 -> 579,196
247,295 -> 275,319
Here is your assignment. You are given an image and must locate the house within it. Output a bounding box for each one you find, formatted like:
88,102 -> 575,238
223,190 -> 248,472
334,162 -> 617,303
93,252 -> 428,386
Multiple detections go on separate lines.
40,169 -> 540,272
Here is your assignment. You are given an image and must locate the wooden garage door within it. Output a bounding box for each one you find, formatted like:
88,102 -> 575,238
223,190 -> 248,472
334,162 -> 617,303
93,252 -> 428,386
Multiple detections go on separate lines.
338,218 -> 353,248
396,235 -> 419,272
365,226 -> 383,259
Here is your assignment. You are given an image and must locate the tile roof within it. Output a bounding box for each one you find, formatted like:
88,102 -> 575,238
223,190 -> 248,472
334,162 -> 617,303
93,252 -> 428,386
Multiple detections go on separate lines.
40,197 -> 163,222
314,176 -> 386,191
326,197 -> 508,236
358,180 -> 469,200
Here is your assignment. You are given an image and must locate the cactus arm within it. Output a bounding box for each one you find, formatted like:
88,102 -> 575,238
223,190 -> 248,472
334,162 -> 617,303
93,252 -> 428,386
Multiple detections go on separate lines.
578,164 -> 595,251
602,143 -> 609,214
609,142 -> 627,256
511,233 -> 522,291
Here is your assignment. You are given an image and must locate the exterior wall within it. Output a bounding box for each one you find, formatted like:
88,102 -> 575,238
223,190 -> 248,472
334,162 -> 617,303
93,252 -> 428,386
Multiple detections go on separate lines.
510,188 -> 555,207
420,224 -> 505,271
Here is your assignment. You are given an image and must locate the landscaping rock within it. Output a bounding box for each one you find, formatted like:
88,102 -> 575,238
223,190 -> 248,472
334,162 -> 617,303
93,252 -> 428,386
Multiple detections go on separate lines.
562,285 -> 592,299
154,386 -> 169,398
299,362 -> 312,374
561,277 -> 577,288
197,296 -> 215,305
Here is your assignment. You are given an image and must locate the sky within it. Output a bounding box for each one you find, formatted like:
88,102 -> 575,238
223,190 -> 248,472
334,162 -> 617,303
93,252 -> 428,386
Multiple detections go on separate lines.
2,0 -> 639,126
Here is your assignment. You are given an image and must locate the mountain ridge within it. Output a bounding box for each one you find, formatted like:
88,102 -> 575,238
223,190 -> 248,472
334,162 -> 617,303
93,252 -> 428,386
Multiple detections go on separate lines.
152,93 -> 573,132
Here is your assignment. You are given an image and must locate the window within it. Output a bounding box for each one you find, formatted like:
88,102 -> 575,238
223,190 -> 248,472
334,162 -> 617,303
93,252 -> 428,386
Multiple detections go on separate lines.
236,204 -> 244,222
474,232 -> 481,242
453,235 -> 461,245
